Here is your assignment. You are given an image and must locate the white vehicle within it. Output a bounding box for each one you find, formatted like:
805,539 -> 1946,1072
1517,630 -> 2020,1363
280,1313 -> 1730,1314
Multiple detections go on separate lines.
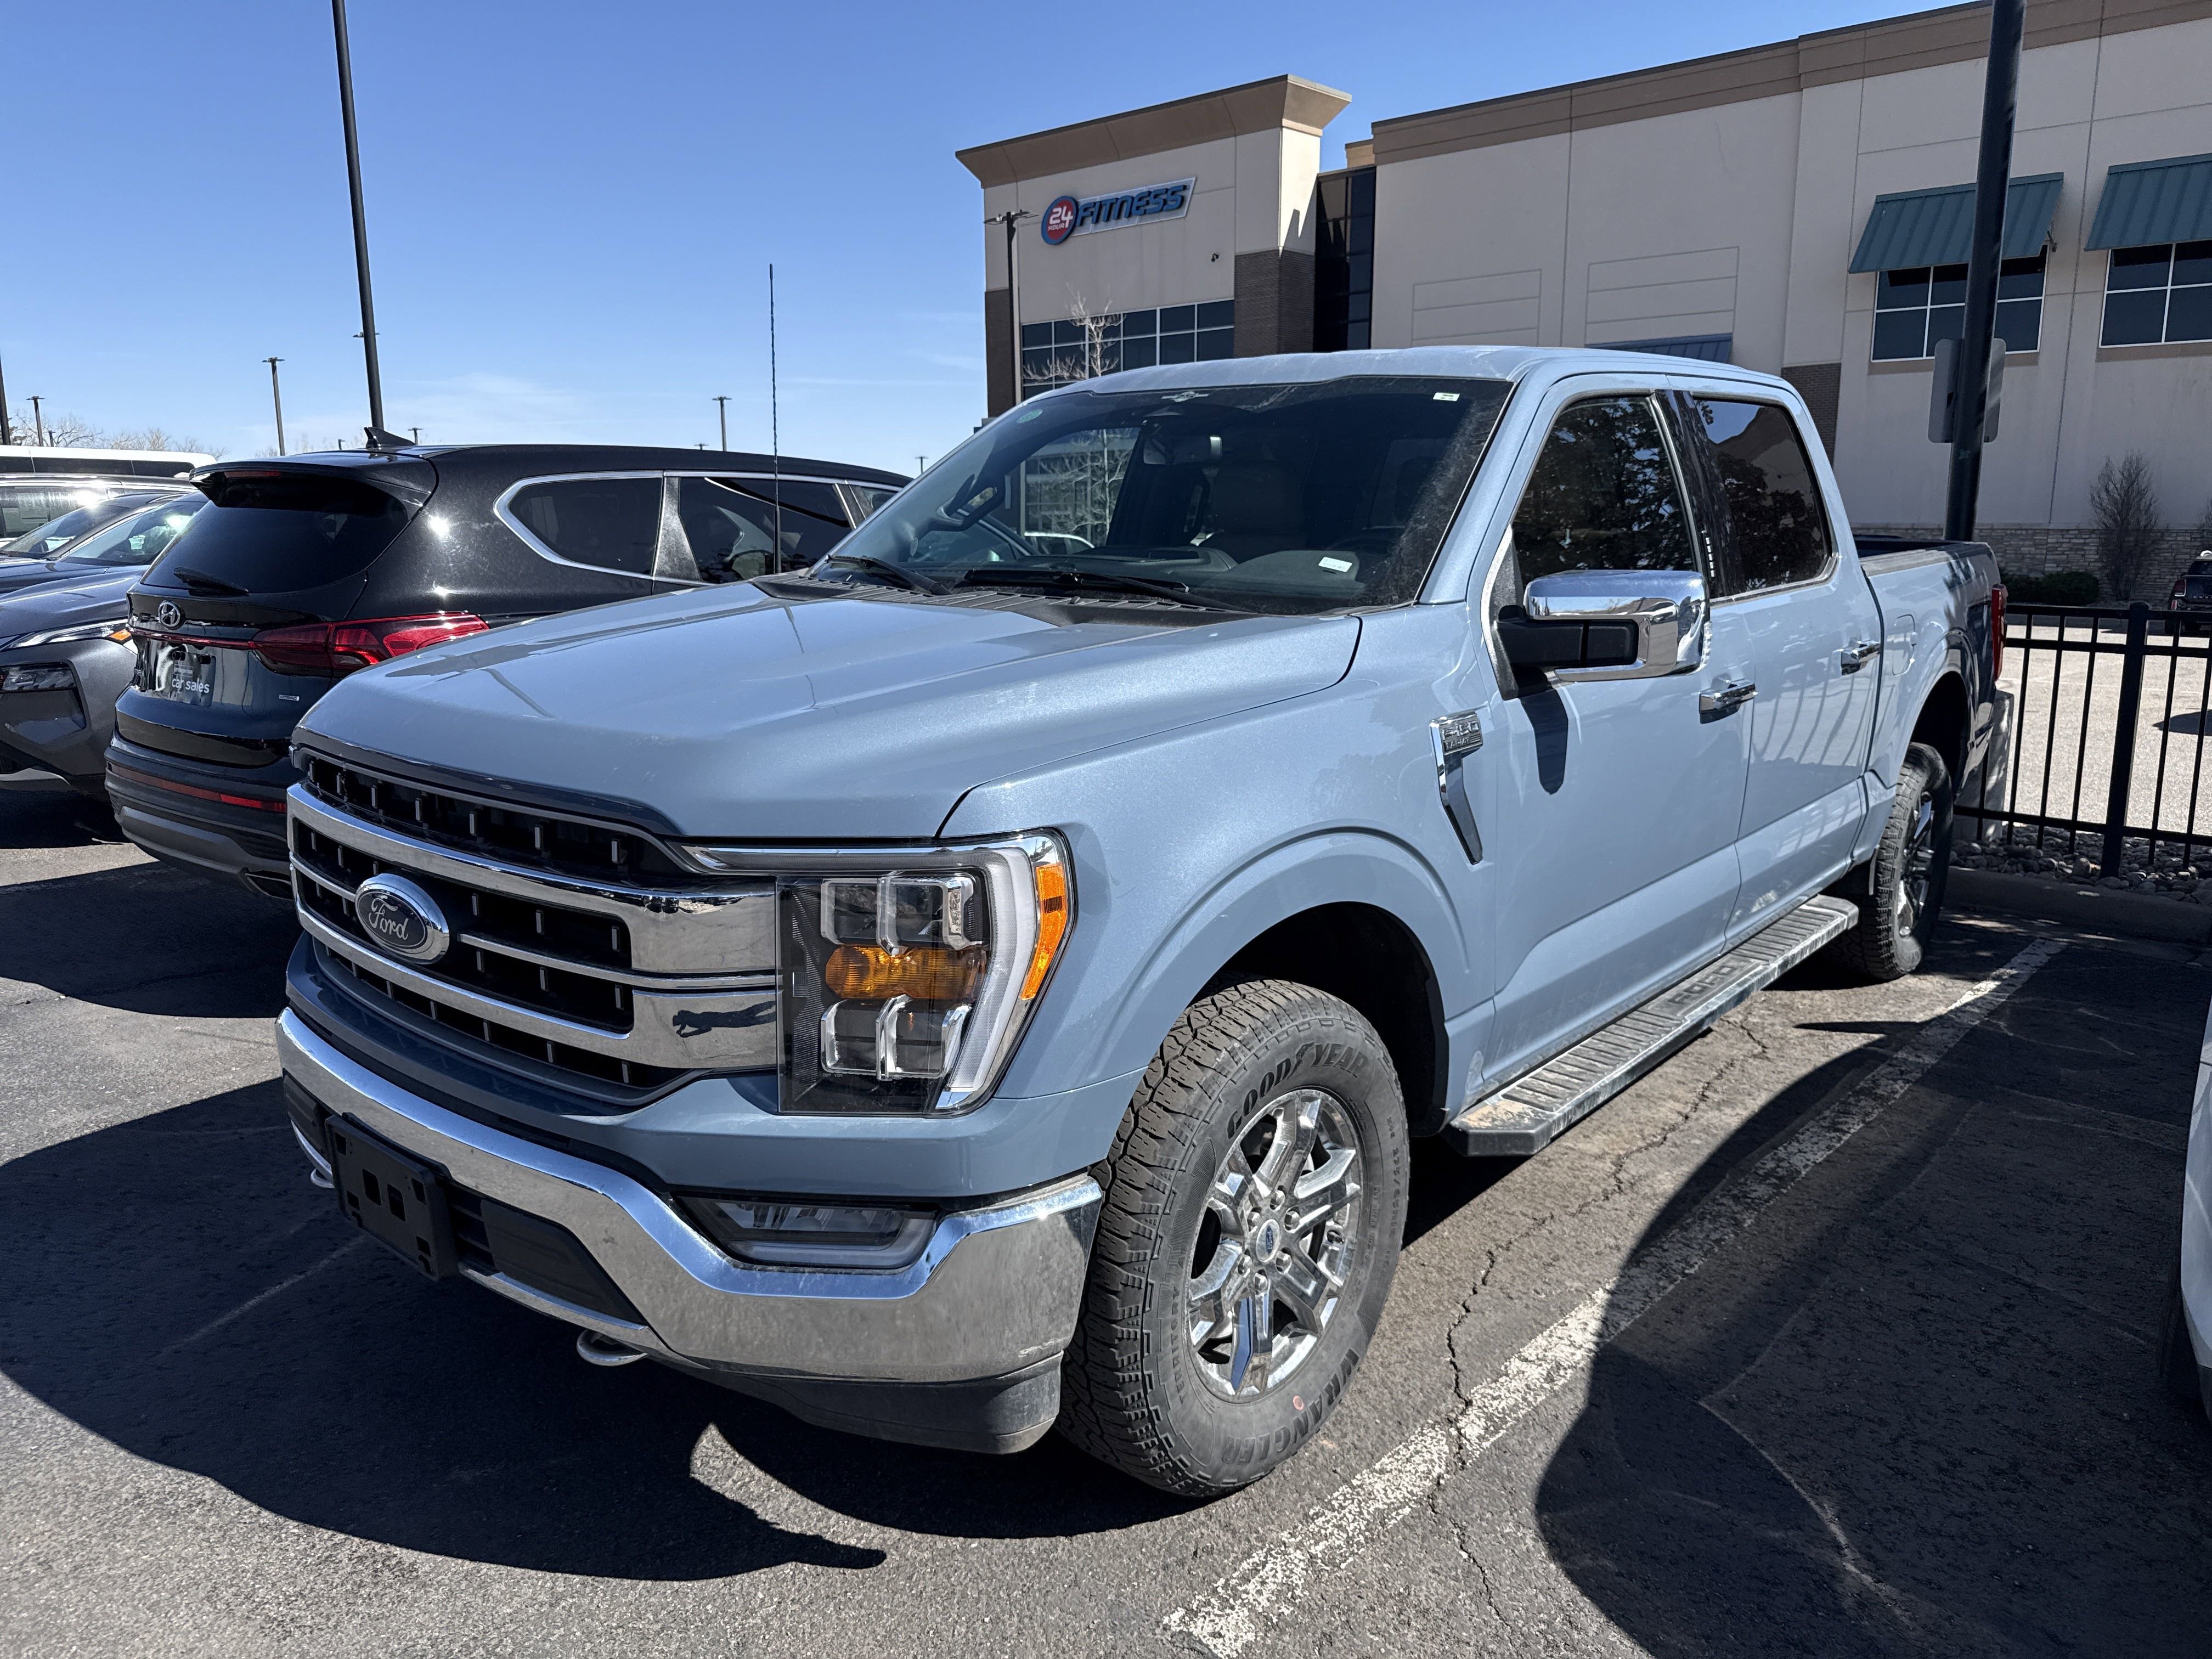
0,445 -> 215,544
2165,995 -> 2212,1420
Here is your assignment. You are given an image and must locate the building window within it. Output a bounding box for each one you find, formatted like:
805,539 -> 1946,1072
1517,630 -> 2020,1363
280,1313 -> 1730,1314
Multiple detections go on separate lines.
1593,334 -> 1734,363
1019,302 -> 1233,398
1871,255 -> 2045,360
1314,166 -> 1375,352
2101,242 -> 2212,346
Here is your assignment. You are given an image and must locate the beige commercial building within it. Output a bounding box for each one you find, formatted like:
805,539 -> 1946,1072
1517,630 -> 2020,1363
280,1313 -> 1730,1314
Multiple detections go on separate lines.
957,0 -> 2212,581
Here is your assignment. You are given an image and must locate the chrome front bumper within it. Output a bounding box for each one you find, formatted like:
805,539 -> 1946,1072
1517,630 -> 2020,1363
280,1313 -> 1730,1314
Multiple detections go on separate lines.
276,1011 -> 1102,1385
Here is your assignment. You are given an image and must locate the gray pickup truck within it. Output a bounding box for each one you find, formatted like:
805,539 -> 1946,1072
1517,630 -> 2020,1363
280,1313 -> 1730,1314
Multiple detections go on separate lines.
274,347 -> 1996,1495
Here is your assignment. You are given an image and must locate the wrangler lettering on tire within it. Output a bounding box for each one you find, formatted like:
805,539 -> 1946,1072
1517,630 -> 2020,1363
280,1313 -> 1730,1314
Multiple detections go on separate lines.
1057,980 -> 1409,1495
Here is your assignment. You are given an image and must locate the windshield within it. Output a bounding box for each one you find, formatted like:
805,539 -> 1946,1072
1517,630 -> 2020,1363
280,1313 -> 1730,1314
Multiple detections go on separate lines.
2,491 -> 171,557
55,495 -> 205,567
823,376 -> 1511,614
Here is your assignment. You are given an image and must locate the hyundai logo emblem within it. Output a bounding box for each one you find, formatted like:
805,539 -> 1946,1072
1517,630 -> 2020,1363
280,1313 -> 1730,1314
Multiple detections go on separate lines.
154,601 -> 183,629
354,873 -> 451,966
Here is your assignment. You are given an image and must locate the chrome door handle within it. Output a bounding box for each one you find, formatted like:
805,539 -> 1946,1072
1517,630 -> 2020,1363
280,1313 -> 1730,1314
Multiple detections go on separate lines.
1841,639 -> 1882,673
1700,678 -> 1757,715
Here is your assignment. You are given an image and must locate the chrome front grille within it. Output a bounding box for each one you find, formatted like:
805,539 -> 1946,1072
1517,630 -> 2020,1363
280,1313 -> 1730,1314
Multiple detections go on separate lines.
299,753 -> 692,884
289,782 -> 778,1104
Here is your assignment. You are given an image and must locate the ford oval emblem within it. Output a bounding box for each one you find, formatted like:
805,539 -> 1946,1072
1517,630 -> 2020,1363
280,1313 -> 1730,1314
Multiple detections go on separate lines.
354,873 -> 450,966
154,601 -> 183,629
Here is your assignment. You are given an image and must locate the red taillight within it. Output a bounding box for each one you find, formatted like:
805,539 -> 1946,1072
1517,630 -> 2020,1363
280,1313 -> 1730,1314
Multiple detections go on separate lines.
250,613 -> 488,675
1990,584 -> 2006,681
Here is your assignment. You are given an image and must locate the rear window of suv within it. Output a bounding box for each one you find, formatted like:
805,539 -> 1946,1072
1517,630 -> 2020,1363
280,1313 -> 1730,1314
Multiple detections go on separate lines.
143,470 -> 417,594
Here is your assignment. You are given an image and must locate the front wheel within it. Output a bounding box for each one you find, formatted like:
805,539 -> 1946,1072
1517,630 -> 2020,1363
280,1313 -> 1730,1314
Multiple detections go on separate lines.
1057,980 -> 1409,1496
1831,741 -> 1953,981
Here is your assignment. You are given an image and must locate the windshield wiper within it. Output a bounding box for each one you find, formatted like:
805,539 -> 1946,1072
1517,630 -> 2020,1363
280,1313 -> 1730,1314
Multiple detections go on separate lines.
809,552 -> 947,595
170,566 -> 249,597
953,566 -> 1251,612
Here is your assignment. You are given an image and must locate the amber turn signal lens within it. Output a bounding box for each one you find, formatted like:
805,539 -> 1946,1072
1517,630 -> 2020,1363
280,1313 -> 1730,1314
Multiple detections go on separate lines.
823,944 -> 982,1002
1021,856 -> 1070,1000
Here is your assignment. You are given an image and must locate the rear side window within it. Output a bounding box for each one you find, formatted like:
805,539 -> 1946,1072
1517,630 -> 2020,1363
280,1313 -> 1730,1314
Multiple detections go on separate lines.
1,486 -> 112,542
143,472 -> 414,593
673,476 -> 848,582
1685,398 -> 1832,594
505,476 -> 661,575
844,483 -> 899,521
1508,396 -> 1697,589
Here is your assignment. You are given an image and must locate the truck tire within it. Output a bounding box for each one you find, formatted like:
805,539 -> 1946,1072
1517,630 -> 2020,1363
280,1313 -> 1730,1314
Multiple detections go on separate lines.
1831,742 -> 1952,982
2159,1257 -> 2207,1417
1058,980 -> 1409,1496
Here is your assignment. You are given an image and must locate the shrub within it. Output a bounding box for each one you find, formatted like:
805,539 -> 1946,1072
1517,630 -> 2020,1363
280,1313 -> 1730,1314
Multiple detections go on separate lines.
2000,568 -> 2101,605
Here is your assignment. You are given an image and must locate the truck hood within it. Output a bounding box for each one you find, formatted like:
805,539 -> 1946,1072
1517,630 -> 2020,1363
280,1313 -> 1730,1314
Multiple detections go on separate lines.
296,584 -> 1359,839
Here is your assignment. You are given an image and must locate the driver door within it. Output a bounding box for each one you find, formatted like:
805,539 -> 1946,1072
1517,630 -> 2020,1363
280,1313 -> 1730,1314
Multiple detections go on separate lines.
1451,382 -> 1754,1088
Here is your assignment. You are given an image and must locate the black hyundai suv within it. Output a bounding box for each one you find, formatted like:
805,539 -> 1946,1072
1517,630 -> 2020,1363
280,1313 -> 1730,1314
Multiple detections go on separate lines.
109,444 -> 906,895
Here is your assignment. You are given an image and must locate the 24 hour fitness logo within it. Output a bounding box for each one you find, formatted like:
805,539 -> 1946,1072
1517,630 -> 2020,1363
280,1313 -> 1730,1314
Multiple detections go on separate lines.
1040,178 -> 1193,244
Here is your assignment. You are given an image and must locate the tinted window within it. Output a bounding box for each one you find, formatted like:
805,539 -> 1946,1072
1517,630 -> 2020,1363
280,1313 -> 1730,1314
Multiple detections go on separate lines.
1509,396 -> 1696,590
845,483 -> 899,521
506,476 -> 661,575
1687,398 -> 1832,593
674,476 -> 847,582
143,472 -> 414,594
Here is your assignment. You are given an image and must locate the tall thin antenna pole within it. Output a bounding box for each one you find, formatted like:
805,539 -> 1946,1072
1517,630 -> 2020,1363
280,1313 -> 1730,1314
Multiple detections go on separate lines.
331,0 -> 387,441
714,394 -> 729,451
266,357 -> 287,454
0,351 -> 12,445
769,264 -> 782,567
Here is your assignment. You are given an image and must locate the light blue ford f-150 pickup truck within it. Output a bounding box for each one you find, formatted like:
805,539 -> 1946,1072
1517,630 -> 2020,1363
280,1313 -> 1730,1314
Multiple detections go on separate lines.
274,346 -> 1997,1494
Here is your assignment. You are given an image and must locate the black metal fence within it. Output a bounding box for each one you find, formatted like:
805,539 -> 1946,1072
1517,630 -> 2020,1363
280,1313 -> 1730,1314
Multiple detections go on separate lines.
1962,600 -> 2212,877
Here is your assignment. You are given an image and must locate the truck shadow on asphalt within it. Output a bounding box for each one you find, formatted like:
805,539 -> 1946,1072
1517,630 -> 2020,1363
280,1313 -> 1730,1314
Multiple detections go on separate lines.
0,1075 -> 1198,1580
0,859 -> 297,1020
1531,933 -> 2212,1655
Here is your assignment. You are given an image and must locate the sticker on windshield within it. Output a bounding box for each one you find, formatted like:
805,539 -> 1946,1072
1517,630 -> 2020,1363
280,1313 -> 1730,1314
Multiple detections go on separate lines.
1434,391 -> 1461,402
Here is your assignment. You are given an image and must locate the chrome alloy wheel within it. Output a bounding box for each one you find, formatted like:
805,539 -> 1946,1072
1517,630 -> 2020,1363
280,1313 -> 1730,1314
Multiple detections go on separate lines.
1188,1087 -> 1363,1398
1899,795 -> 1938,933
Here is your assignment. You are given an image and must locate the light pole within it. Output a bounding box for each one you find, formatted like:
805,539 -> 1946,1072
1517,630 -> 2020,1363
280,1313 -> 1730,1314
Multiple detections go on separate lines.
29,396 -> 46,447
331,0 -> 391,445
714,394 -> 730,451
266,357 -> 287,454
916,454 -> 927,476
0,350 -> 10,445
1943,0 -> 2024,540
986,208 -> 1033,413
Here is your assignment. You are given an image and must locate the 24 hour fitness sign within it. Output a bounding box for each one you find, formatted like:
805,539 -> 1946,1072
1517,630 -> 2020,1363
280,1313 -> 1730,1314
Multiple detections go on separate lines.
1040,178 -> 1194,244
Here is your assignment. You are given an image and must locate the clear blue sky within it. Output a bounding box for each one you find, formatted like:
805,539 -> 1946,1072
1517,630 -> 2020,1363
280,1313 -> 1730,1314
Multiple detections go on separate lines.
5,0 -> 1906,472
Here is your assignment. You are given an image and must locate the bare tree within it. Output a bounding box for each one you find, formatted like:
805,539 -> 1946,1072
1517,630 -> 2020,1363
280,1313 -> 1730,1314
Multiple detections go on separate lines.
1022,294 -> 1123,399
109,426 -> 212,456
2091,451 -> 2164,599
2194,495 -> 2212,558
8,408 -> 100,447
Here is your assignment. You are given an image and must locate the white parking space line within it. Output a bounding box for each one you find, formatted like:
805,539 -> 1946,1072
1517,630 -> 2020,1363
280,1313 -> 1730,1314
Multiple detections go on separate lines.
1164,937 -> 2065,1657
154,1237 -> 366,1362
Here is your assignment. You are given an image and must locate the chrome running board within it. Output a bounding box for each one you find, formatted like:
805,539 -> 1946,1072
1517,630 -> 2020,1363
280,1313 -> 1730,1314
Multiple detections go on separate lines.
1444,894 -> 1858,1157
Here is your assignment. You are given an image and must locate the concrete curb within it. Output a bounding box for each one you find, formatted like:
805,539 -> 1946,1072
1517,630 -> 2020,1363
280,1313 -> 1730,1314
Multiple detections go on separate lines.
1949,866 -> 2212,945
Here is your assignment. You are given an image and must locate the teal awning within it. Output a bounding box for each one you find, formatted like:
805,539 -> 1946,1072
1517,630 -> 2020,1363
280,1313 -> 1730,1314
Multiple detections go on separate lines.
1848,173 -> 2063,272
2087,154 -> 2212,250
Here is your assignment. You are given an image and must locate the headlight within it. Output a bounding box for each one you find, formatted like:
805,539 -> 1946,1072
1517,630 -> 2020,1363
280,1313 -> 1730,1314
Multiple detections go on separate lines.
680,833 -> 1072,1114
3,618 -> 132,649
1,664 -> 75,693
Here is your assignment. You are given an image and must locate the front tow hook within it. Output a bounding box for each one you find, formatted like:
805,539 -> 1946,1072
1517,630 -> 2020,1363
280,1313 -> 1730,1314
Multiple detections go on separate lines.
576,1330 -> 648,1367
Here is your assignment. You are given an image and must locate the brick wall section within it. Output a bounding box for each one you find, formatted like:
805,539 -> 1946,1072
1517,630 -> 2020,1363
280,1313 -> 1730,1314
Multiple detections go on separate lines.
984,287 -> 1013,417
1855,523 -> 2212,596
1233,251 -> 1316,356
1780,363 -> 1841,459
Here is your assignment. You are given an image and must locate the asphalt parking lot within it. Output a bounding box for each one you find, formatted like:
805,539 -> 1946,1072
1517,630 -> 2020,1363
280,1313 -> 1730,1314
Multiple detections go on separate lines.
3,793 -> 2209,1658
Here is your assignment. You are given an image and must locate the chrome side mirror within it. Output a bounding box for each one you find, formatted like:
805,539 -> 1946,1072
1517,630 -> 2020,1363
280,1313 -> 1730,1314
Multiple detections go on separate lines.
1499,569 -> 1708,682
